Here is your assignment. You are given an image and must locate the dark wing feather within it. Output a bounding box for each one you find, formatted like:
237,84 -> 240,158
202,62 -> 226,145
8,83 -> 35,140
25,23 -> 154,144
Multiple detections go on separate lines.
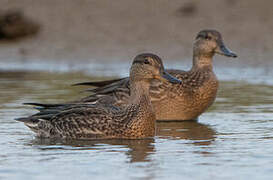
76,69 -> 187,104
16,104 -> 97,123
74,69 -> 186,93
89,78 -> 130,94
77,78 -> 130,105
72,78 -> 126,87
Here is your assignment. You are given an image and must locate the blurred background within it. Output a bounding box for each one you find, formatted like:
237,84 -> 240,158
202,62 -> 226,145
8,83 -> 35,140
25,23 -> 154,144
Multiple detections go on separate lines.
0,0 -> 272,75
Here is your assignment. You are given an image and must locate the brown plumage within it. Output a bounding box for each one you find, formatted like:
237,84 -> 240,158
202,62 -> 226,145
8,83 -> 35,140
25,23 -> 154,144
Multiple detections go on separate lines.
74,30 -> 237,121
16,53 -> 181,139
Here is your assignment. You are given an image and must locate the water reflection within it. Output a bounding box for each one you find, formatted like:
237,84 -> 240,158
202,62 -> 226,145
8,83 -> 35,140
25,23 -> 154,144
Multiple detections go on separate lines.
157,121 -> 216,146
30,138 -> 155,163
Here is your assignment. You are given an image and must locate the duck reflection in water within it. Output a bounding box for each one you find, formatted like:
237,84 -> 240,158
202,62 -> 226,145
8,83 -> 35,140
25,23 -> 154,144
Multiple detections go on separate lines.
157,121 -> 215,146
30,121 -> 215,163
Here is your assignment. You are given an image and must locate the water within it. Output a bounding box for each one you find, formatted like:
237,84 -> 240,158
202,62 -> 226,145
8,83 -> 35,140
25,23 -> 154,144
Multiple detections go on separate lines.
0,70 -> 273,180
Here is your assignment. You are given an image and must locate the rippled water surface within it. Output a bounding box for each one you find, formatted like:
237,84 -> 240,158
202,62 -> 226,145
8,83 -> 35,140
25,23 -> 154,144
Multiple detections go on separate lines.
0,71 -> 273,180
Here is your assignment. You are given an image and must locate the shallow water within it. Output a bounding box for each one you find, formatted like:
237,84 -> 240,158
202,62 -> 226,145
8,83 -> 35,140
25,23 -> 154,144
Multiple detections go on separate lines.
0,71 -> 273,180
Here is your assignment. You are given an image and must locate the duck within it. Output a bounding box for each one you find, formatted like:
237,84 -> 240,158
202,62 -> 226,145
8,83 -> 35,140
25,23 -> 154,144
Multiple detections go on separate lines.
74,30 -> 237,121
16,53 -> 181,139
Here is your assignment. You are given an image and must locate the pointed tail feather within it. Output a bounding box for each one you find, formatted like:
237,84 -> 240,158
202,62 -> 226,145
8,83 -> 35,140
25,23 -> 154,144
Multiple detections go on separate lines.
15,117 -> 39,126
15,117 -> 41,133
15,117 -> 31,123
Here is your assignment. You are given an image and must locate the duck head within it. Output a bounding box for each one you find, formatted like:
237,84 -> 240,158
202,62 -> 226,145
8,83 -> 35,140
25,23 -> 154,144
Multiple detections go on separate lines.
130,53 -> 181,84
194,30 -> 237,58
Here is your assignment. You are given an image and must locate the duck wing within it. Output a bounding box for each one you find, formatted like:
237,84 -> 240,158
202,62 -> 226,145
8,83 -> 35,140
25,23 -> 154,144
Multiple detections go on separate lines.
74,69 -> 187,104
16,103 -> 97,123
16,103 -> 127,138
76,77 -> 130,106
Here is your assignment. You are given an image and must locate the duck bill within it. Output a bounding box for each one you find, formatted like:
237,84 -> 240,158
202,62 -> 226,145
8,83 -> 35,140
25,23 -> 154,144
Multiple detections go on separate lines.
215,41 -> 237,58
155,71 -> 181,84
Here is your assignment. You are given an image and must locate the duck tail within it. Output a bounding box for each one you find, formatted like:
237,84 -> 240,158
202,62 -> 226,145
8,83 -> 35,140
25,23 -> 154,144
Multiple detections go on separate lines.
15,117 -> 40,130
15,116 -> 38,123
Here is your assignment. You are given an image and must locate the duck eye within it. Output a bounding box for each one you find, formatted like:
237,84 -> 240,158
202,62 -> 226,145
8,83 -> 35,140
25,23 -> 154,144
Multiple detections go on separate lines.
144,59 -> 150,64
205,35 -> 212,40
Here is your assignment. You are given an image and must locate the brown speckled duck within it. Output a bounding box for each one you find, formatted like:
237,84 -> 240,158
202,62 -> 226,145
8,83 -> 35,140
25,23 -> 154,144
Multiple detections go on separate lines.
75,30 -> 237,121
16,53 -> 181,139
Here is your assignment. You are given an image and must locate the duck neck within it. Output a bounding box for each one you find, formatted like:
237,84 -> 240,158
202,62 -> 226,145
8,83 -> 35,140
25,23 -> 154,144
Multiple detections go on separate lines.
129,80 -> 151,106
191,52 -> 214,71
127,78 -> 155,138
